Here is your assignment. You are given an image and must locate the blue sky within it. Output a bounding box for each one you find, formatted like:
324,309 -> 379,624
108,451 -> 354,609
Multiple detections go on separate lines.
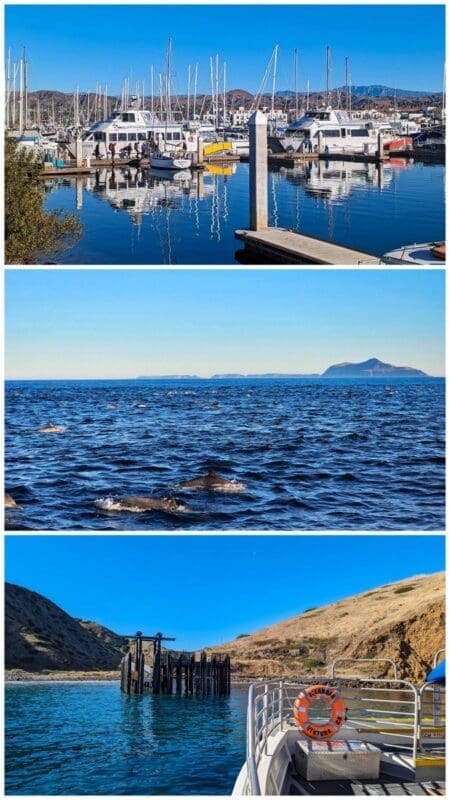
5,535 -> 445,649
5,5 -> 445,95
5,270 -> 445,379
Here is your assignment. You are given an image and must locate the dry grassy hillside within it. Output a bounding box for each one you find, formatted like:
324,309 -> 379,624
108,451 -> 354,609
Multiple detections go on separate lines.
5,583 -> 128,671
207,572 -> 444,683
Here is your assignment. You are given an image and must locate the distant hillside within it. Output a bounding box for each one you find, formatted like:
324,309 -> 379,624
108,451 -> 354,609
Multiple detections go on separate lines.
5,583 -> 128,671
338,84 -> 438,99
322,357 -> 427,378
207,572 -> 444,683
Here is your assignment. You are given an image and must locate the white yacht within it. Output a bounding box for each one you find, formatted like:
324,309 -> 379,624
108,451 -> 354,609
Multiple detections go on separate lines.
66,105 -> 199,160
233,656 -> 445,796
273,108 -> 411,156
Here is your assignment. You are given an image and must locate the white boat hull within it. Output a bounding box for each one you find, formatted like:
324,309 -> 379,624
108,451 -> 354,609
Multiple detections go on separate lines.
149,154 -> 192,170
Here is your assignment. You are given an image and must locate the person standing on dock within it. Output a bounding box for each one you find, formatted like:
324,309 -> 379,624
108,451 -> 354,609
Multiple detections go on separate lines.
108,142 -> 116,165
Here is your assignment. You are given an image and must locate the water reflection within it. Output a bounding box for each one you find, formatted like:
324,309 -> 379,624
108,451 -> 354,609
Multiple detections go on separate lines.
42,158 -> 443,264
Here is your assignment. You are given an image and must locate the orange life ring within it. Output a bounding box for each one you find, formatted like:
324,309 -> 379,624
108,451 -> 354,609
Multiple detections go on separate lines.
293,684 -> 346,740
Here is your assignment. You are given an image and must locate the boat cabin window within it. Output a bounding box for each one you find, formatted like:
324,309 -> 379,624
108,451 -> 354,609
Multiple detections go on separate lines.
94,132 -> 106,141
109,134 -> 118,142
341,128 -> 346,137
165,132 -> 173,140
350,128 -> 369,136
118,133 -> 127,142
324,129 -> 340,137
138,133 -> 147,141
172,132 -> 181,141
127,133 -> 137,141
121,113 -> 136,122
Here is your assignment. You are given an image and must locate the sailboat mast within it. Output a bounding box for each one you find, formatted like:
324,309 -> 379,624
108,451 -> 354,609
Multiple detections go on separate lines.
6,48 -> 11,129
271,44 -> 279,122
326,45 -> 331,107
23,47 -> 28,131
294,48 -> 299,119
19,55 -> 24,134
345,56 -> 349,113
150,64 -> 154,117
222,61 -> 226,128
187,64 -> 191,122
193,63 -> 198,121
215,53 -> 219,129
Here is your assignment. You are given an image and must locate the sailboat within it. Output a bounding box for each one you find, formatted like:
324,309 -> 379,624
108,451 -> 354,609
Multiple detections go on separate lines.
150,39 -> 192,171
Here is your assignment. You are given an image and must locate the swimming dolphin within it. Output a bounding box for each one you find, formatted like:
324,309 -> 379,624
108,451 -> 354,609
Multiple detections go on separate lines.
94,494 -> 185,513
5,493 -> 22,509
134,403 -> 147,408
177,468 -> 245,493
37,422 -> 66,433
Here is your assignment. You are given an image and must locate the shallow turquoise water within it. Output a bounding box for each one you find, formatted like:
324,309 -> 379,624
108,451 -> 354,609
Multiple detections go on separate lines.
41,159 -> 445,264
5,682 -> 248,795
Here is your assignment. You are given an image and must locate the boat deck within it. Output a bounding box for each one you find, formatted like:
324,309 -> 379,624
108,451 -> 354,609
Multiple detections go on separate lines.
287,768 -> 445,796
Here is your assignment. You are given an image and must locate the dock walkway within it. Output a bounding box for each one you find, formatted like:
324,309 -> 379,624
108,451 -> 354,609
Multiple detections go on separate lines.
235,227 -> 381,265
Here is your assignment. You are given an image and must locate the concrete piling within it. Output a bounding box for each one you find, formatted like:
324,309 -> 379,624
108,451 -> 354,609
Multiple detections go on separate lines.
248,110 -> 268,231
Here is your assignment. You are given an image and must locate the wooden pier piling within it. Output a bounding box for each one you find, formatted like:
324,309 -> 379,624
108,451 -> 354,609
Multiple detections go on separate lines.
120,632 -> 231,697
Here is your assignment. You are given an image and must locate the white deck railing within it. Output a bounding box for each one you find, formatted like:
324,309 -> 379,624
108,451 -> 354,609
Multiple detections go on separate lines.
245,675 -> 424,795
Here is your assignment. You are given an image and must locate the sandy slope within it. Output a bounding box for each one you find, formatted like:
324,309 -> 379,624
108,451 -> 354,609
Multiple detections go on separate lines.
206,572 -> 445,683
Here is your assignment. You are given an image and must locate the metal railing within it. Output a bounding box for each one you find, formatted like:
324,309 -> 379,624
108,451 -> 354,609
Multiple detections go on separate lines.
418,681 -> 446,753
245,675 -> 420,795
433,649 -> 445,668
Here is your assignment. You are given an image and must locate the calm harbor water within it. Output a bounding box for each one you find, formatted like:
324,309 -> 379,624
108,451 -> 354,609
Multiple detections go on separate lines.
5,682 -> 248,795
5,378 -> 445,530
41,159 -> 445,264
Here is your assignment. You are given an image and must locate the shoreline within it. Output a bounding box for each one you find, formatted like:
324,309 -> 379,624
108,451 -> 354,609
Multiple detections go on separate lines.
5,669 -> 256,685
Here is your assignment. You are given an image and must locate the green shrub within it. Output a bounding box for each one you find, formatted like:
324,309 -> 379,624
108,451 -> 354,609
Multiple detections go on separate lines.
236,633 -> 250,639
303,659 -> 325,669
5,136 -> 82,263
394,585 -> 416,594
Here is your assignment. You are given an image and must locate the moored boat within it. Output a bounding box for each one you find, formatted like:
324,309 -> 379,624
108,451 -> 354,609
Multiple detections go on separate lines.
149,150 -> 192,170
382,241 -> 446,265
233,655 -> 445,796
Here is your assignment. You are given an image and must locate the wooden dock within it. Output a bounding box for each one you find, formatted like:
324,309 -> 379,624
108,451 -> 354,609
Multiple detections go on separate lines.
235,227 -> 380,265
120,632 -> 231,696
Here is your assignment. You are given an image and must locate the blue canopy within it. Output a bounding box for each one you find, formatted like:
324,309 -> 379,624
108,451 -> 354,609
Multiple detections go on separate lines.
426,660 -> 445,685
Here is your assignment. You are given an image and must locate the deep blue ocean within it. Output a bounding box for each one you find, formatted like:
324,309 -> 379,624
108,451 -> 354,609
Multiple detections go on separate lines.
5,682 -> 248,795
5,378 -> 445,530
41,159 -> 445,264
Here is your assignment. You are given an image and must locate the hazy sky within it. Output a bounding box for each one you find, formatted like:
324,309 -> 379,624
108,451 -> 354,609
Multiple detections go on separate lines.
5,4 -> 445,95
5,269 -> 445,379
5,535 -> 445,649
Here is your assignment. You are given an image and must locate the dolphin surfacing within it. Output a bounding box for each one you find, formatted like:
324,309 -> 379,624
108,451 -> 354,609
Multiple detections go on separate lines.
177,468 -> 245,493
38,422 -> 66,434
5,493 -> 22,509
94,494 -> 186,513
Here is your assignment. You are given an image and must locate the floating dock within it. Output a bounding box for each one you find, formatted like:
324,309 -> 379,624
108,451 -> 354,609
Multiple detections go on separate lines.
235,227 -> 380,265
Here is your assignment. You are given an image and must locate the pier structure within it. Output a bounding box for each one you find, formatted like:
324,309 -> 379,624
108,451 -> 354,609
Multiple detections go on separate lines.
236,111 -> 380,265
120,631 -> 231,697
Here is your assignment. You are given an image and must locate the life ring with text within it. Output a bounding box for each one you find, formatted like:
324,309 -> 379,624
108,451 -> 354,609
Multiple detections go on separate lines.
293,685 -> 346,740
